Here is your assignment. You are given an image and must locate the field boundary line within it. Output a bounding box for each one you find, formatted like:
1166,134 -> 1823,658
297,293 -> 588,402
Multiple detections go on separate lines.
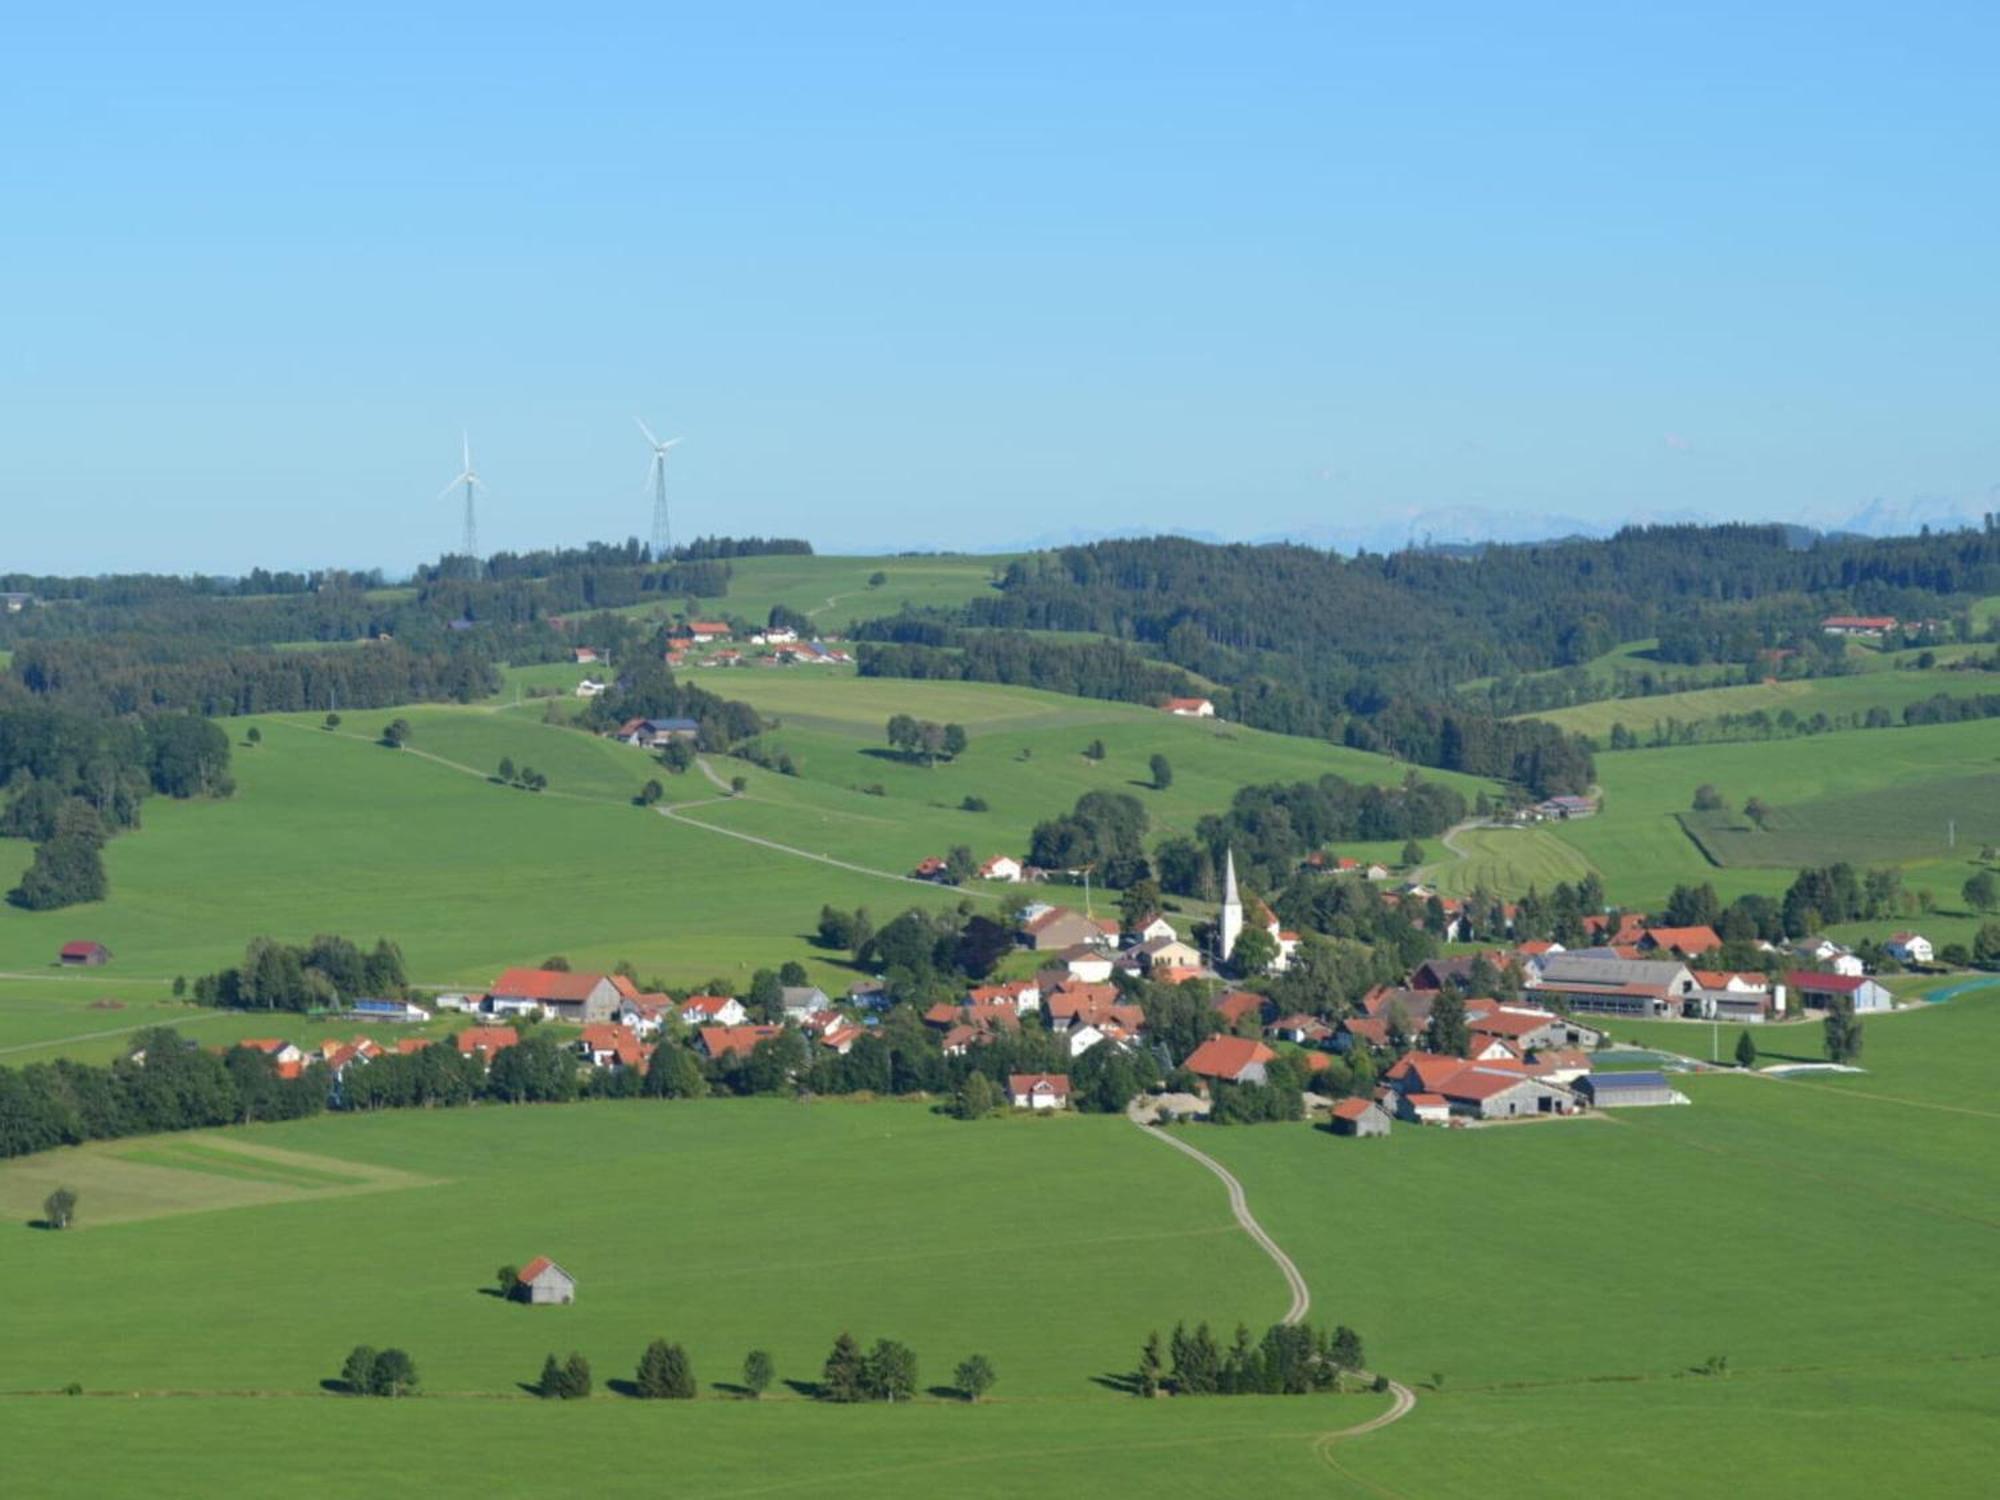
656,799 -> 1000,901
0,1011 -> 234,1058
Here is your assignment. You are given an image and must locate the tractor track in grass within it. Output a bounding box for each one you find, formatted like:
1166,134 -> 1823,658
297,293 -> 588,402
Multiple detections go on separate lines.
1125,1103 -> 1417,1465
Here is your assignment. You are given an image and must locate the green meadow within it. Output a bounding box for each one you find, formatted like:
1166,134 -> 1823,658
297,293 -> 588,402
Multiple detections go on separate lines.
0,672 -> 1485,1006
1523,665 -> 2000,741
603,552 -> 1011,634
2,994 -> 1995,1496
1424,825 -> 1597,898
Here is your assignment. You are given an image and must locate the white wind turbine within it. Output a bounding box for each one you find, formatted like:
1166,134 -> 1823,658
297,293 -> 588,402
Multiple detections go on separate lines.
636,418 -> 683,559
438,431 -> 485,561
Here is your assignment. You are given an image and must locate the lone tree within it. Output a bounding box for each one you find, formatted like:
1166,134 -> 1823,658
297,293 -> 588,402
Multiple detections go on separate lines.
323,712 -> 341,730
1691,783 -> 1725,812
636,1339 -> 696,1399
1824,998 -> 1865,1065
1084,739 -> 1106,762
498,756 -> 516,784
1964,869 -> 1999,914
953,1353 -> 995,1403
1149,753 -> 1173,790
1734,1030 -> 1758,1069
340,1346 -> 418,1397
536,1351 -> 592,1399
742,1349 -> 774,1399
381,718 -> 411,749
1400,839 -> 1424,867
42,1186 -> 77,1230
496,1265 -> 521,1300
1743,796 -> 1773,828
954,1072 -> 997,1120
341,1345 -> 379,1395
635,779 -> 664,807
245,726 -> 262,747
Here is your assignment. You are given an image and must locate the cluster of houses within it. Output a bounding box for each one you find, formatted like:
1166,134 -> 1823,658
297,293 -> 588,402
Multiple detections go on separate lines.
570,627 -> 856,697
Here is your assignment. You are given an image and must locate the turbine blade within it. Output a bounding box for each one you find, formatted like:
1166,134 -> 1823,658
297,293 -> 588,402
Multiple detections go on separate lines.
663,436 -> 683,450
437,477 -> 465,501
636,416 -> 660,447
462,431 -> 472,469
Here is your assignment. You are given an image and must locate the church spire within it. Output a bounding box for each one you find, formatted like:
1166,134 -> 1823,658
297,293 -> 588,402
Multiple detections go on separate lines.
1219,848 -> 1244,962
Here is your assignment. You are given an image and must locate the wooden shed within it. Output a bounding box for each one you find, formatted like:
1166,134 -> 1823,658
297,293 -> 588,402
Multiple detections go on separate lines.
59,941 -> 112,968
519,1256 -> 576,1305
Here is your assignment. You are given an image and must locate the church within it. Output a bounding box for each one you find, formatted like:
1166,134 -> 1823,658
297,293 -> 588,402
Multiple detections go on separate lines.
1218,849 -> 1300,975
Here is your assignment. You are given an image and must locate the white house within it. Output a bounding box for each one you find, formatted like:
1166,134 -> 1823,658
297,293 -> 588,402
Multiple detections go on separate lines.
977,854 -> 1024,883
1064,1023 -> 1109,1058
1162,697 -> 1215,717
1009,1073 -> 1071,1110
679,994 -> 747,1027
1130,913 -> 1178,944
574,677 -> 608,698
1059,947 -> 1116,985
780,985 -> 831,1024
1792,938 -> 1864,976
1885,932 -> 1934,965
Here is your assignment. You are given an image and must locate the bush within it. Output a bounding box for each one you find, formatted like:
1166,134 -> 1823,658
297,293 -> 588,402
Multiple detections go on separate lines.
635,1339 -> 696,1399
960,795 -> 989,812
42,1186 -> 77,1230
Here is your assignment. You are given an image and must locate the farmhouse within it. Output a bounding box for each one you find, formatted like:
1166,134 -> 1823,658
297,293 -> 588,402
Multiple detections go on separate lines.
687,621 -> 733,643
1436,1066 -> 1577,1120
1640,926 -> 1722,959
1397,1091 -> 1451,1125
1009,1073 -> 1071,1110
577,1023 -> 650,1071
1686,971 -> 1778,1022
455,1026 -> 519,1060
571,646 -> 600,664
518,1256 -> 576,1305
977,855 -> 1024,883
780,986 -> 832,1024
1886,932 -> 1934,965
1128,913 -> 1178,944
1576,1071 -> 1686,1108
1790,938 -> 1864,977
1785,971 -> 1894,1013
618,717 -> 700,748
1161,696 -> 1215,717
488,968 -> 622,1024
1056,945 -> 1116,984
1533,795 -> 1598,820
1821,614 -> 1897,636
1530,954 -> 1698,1018
1330,1097 -> 1393,1137
1182,1035 -> 1276,1086
1022,907 -> 1119,952
58,940 -> 112,967
679,994 -> 747,1027
616,994 -> 676,1034
1135,935 -> 1203,972
968,979 -> 1043,1015
698,1024 -> 783,1060
574,677 -> 608,698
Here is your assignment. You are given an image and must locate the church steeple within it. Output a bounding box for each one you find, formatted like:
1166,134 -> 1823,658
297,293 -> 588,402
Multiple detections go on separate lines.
1219,847 -> 1244,962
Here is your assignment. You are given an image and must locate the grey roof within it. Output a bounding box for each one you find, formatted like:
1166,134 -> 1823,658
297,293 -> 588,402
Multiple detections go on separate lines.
1588,1070 -> 1670,1089
780,985 -> 829,1008
643,717 -> 700,732
1537,955 -> 1690,988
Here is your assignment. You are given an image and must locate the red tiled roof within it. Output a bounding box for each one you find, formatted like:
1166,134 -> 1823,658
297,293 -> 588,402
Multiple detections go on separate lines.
1331,1097 -> 1377,1120
1183,1035 -> 1277,1081
1009,1072 -> 1071,1099
1785,970 -> 1867,993
1644,926 -> 1721,954
1212,991 -> 1265,1025
396,1038 -> 435,1055
519,1255 -> 557,1282
1385,1052 -> 1470,1090
699,1024 -> 781,1060
490,968 -> 610,1003
456,1026 -> 519,1055
60,940 -> 107,959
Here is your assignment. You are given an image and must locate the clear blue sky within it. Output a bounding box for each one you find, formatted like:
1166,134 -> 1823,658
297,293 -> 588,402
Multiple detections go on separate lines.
4,2 -> 1997,572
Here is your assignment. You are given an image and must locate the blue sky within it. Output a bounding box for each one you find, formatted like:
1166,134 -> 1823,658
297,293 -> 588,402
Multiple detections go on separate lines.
3,2 -> 1997,572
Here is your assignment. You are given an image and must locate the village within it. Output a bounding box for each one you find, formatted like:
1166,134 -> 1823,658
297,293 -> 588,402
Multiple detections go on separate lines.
175,832 -> 1930,1143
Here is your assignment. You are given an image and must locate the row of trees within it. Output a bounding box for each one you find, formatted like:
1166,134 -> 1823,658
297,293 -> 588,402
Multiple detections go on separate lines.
884,714 -> 967,765
1137,1320 -> 1367,1397
189,935 -> 409,1012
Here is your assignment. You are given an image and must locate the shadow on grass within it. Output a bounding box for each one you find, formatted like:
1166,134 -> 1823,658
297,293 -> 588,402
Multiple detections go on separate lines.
710,1381 -> 756,1399
1090,1372 -> 1142,1395
782,1378 -> 822,1399
319,1378 -> 358,1396
925,1385 -> 968,1402
605,1378 -> 641,1399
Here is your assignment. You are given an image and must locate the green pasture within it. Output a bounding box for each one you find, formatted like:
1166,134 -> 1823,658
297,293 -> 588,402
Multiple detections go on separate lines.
1423,826 -> 1596,899
604,552 -> 1010,633
0,709 -> 969,993
1679,773 -> 2000,868
1524,667 -> 2000,741
1544,720 -> 2000,917
2,993 -> 1996,1495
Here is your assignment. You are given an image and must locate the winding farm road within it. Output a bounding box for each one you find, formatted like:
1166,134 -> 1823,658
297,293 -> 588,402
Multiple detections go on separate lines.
1124,1104 -> 1419,1456
1127,1102 -> 1311,1322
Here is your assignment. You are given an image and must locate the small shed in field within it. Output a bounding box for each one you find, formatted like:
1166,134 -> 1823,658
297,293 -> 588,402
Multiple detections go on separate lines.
59,941 -> 111,967
1330,1097 -> 1393,1137
519,1256 -> 576,1305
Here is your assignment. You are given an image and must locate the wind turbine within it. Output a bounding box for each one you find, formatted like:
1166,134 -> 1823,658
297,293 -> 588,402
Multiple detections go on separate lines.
438,431 -> 484,562
636,418 -> 683,560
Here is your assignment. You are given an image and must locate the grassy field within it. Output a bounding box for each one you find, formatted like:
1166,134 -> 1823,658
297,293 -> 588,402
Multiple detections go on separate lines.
1424,825 -> 1596,899
603,552 -> 1011,634
1680,773 -> 2000,868
2,993 -> 1996,1495
1536,721 -> 2000,942
1523,667 -> 2000,741
0,673 -> 1482,1008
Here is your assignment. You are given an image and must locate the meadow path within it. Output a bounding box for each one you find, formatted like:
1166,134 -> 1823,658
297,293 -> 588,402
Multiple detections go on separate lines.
655,795 -> 999,900
1125,1104 -> 1419,1454
1124,1101 -> 1312,1322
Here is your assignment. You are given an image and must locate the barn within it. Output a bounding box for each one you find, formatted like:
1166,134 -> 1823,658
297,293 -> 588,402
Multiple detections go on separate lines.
518,1256 -> 576,1305
1577,1071 -> 1685,1108
59,941 -> 112,968
1330,1097 -> 1393,1137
